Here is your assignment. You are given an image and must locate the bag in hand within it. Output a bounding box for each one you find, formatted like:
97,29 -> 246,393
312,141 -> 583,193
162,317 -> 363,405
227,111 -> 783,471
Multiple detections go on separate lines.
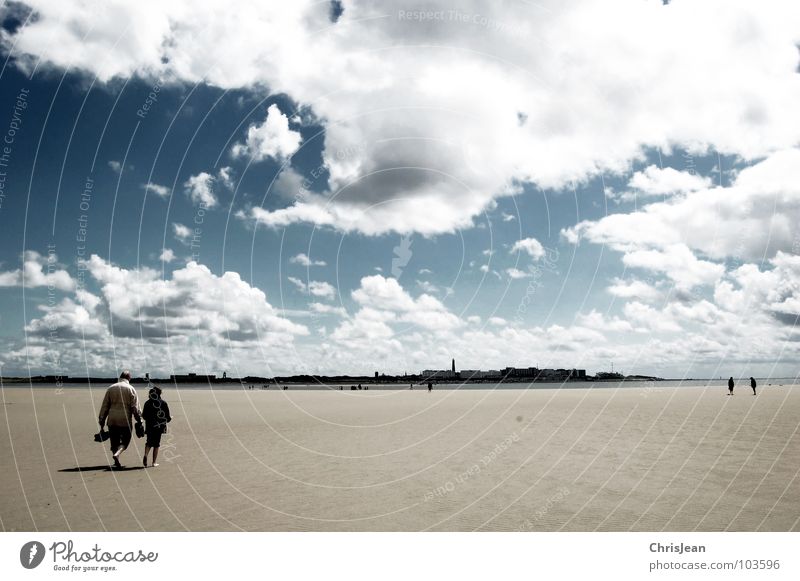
94,429 -> 110,443
134,421 -> 145,438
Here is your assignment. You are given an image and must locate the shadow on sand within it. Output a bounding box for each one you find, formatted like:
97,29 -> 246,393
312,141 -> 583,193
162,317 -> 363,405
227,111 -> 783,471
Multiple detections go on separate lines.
59,465 -> 145,473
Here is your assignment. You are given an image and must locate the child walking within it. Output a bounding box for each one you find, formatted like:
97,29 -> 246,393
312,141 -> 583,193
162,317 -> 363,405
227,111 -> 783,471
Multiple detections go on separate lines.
142,386 -> 172,467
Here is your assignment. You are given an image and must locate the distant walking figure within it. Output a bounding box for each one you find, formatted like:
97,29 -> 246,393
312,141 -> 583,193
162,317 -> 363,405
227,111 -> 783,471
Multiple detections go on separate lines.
728,376 -> 734,396
98,370 -> 142,468
142,386 -> 171,467
428,382 -> 432,393
750,377 -> 757,395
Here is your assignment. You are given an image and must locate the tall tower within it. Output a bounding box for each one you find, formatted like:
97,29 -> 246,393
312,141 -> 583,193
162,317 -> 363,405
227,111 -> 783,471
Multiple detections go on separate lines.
452,358 -> 455,373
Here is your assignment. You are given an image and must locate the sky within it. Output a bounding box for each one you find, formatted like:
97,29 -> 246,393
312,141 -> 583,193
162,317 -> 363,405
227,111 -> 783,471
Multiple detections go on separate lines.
0,0 -> 799,379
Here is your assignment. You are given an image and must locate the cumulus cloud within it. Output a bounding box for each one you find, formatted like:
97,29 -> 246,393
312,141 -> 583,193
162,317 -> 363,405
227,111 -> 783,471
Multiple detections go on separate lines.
0,251 -> 74,291
231,104 -> 301,162
564,149 -> 800,263
578,310 -> 634,333
159,248 -> 175,263
416,279 -> 439,294
350,275 -> 462,331
84,256 -> 308,340
309,302 -> 347,317
607,278 -> 661,302
173,222 -> 192,244
184,172 -> 216,208
561,148 -> 800,312
622,244 -> 725,290
144,182 -> 171,198
4,255 -> 309,375
24,296 -> 108,340
217,166 -> 235,190
290,253 -> 326,267
511,237 -> 546,260
6,1 -> 800,235
506,267 -> 530,280
183,167 -> 234,208
612,165 -> 712,202
287,276 -> 336,299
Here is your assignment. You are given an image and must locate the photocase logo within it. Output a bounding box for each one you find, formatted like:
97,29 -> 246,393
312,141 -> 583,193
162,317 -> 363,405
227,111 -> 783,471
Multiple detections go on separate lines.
391,235 -> 413,278
19,541 -> 45,569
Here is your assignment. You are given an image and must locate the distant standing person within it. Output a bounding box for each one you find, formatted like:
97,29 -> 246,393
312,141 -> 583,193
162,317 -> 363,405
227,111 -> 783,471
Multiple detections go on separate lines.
141,386 -> 172,467
750,377 -> 757,395
98,370 -> 142,469
728,376 -> 734,396
428,382 -> 432,393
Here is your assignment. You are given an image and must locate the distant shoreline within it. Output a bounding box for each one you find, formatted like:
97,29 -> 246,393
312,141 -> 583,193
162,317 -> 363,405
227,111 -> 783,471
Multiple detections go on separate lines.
4,374 -> 663,385
3,377 -> 796,390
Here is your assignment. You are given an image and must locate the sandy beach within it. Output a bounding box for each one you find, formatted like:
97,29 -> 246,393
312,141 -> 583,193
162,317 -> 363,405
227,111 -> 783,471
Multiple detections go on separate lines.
1,384 -> 798,531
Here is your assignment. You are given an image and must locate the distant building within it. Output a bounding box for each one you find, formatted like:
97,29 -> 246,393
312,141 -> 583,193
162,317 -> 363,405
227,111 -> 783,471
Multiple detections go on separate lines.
502,367 -> 540,378
460,370 -> 500,379
420,369 -> 458,380
170,372 -> 216,383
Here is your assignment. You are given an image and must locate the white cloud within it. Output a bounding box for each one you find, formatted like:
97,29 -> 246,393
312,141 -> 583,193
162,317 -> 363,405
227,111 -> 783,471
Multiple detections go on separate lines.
287,276 -> 336,299
173,223 -> 192,244
564,149 -> 800,262
218,166 -> 235,190
607,278 -> 661,302
309,280 -> 336,299
287,276 -> 306,292
184,171 -> 217,208
0,251 -> 75,291
349,275 -> 462,331
562,148 -> 800,304
159,248 -> 175,263
231,104 -> 301,162
619,165 -> 712,201
24,296 -> 108,340
578,310 -> 634,333
4,255 -> 310,376
290,253 -> 326,267
511,237 -> 546,260
83,255 -> 308,340
622,244 -> 724,290
309,302 -> 347,317
416,279 -> 439,294
506,267 -> 530,280
144,182 -> 171,198
242,202 -> 337,230
9,1 -> 800,235
108,160 -> 122,173
183,167 -> 235,208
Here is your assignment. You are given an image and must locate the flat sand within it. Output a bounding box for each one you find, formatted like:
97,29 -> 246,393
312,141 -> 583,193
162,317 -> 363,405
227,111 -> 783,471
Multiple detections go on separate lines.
1,385 -> 799,531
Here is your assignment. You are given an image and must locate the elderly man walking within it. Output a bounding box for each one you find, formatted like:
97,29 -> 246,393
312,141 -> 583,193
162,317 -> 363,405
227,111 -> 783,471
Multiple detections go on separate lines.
98,370 -> 142,468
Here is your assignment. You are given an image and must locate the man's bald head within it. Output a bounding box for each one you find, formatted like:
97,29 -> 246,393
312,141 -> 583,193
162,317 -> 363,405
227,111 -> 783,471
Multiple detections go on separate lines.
120,370 -> 132,381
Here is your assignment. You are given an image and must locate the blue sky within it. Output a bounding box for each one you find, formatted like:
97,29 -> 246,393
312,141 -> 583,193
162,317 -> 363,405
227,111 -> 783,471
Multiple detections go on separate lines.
1,0 -> 799,379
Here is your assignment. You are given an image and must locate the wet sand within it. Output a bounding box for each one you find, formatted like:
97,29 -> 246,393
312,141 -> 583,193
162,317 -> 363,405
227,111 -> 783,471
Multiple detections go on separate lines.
1,385 -> 798,531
